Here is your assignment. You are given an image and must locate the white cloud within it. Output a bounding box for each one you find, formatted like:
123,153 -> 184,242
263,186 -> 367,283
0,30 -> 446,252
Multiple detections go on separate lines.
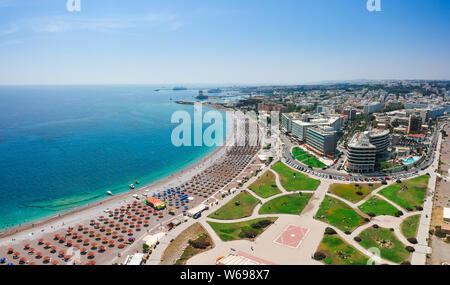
27,13 -> 183,34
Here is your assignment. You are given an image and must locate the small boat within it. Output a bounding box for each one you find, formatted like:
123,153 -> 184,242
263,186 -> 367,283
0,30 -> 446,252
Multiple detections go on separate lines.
106,191 -> 113,196
135,180 -> 140,185
129,184 -> 135,190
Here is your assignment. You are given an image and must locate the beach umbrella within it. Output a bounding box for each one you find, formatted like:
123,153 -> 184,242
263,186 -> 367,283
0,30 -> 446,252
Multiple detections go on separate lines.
19,257 -> 27,264
43,256 -> 51,263
7,248 -> 14,254
38,239 -> 44,245
83,239 -> 90,245
28,262 -> 36,265
64,255 -> 72,261
28,248 -> 35,253
86,260 -> 96,265
80,248 -> 88,254
58,250 -> 65,257
44,242 -> 51,248
24,244 -> 30,249
36,252 -> 43,258
0,257 -> 6,263
54,234 -> 60,240
99,246 -> 106,252
50,246 -> 57,253
7,263 -> 14,265
51,260 -> 59,265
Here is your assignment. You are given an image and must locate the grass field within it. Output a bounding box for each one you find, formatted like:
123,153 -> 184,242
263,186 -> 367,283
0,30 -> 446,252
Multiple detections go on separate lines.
358,227 -> 411,264
248,171 -> 282,198
259,193 -> 313,215
161,223 -> 214,265
328,183 -> 382,203
401,215 -> 421,239
207,217 -> 278,242
292,147 -> 326,168
271,161 -> 320,191
317,234 -> 369,265
208,191 -> 260,220
358,197 -> 400,217
315,195 -> 367,233
379,175 -> 429,210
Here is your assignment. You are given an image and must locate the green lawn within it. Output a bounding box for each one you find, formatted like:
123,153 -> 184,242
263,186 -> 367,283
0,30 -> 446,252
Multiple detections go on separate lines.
207,218 -> 278,242
292,147 -> 306,157
379,175 -> 429,210
378,161 -> 401,170
315,195 -> 367,233
328,183 -> 382,203
271,161 -> 320,191
208,191 -> 260,220
357,227 -> 411,264
358,197 -> 400,217
401,215 -> 421,239
248,171 -> 282,198
292,147 -> 326,168
259,193 -> 312,215
317,235 -> 369,265
302,157 -> 326,168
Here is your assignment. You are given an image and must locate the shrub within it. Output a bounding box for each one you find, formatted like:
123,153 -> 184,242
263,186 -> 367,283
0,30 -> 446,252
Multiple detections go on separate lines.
401,261 -> 411,265
395,211 -> 403,217
373,224 -> 379,229
405,246 -> 415,253
364,218 -> 370,222
356,191 -> 363,196
407,238 -> 418,244
354,236 -> 362,242
240,231 -> 258,239
344,231 -> 351,235
389,228 -> 395,232
406,207 -> 413,212
381,181 -> 387,185
324,227 -> 337,235
396,180 -> 402,184
313,252 -> 326,261
189,240 -> 211,249
251,220 -> 272,229
415,206 -> 423,211
368,212 -> 376,217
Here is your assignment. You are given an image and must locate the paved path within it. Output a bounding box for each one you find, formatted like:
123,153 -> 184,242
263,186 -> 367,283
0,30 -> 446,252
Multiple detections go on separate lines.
151,127 -> 445,265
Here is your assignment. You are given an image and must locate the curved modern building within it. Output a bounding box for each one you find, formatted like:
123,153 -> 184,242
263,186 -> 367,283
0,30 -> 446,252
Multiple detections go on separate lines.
347,133 -> 377,173
346,130 -> 390,173
368,130 -> 390,153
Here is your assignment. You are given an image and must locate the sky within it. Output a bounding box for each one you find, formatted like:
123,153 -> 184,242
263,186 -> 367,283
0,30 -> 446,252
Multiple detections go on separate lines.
0,0 -> 449,85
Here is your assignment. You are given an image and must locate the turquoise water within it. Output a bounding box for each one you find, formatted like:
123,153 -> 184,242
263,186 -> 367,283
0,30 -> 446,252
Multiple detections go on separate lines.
0,85 -> 224,230
401,156 -> 421,165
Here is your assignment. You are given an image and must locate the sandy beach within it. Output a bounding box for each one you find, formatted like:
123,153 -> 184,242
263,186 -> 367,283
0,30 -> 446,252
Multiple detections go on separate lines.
0,106 -> 263,265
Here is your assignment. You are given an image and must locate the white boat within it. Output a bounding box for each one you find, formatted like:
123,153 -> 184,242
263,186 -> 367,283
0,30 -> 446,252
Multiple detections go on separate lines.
106,191 -> 113,196
129,184 -> 135,189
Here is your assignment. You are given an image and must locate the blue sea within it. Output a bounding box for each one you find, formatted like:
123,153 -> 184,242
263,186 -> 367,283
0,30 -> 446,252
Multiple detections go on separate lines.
0,85 -> 225,230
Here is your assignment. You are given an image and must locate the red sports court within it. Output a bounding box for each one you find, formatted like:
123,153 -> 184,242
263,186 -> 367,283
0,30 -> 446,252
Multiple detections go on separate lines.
273,225 -> 309,248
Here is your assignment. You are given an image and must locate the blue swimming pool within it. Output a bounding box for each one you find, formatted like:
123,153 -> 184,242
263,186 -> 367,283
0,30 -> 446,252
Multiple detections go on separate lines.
401,156 -> 421,165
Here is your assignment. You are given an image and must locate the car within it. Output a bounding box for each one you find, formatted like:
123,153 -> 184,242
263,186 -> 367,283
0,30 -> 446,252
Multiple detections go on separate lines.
385,177 -> 390,180
193,212 -> 202,219
345,177 -> 350,181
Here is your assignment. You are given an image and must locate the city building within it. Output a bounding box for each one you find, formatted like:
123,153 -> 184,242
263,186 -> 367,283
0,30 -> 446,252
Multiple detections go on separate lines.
407,134 -> 426,142
305,126 -> 337,158
408,115 -> 423,134
346,132 -> 377,173
363,102 -> 384,114
346,129 -> 390,173
258,102 -> 288,113
368,129 -> 390,154
291,120 -> 313,141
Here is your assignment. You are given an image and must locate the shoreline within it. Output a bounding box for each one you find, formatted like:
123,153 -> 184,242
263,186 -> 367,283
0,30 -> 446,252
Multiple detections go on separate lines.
0,103 -> 232,240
